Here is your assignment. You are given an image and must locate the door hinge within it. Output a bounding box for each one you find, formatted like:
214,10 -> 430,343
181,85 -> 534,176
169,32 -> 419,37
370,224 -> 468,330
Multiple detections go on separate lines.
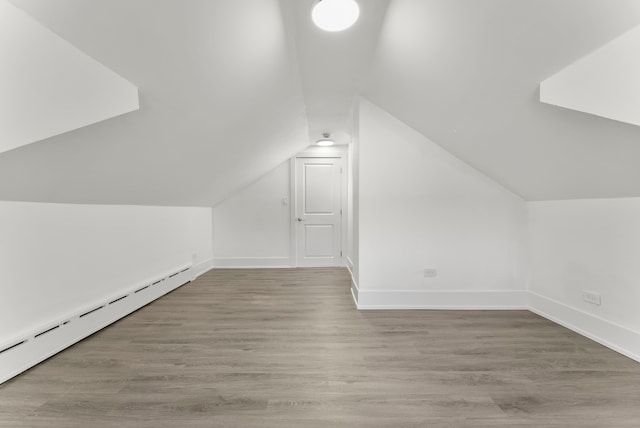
340,209 -> 342,215
340,250 -> 343,257
340,167 -> 343,174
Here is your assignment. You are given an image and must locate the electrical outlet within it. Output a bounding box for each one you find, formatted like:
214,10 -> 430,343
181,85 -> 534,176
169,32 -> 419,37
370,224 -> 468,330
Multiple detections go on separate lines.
424,268 -> 437,278
582,290 -> 601,306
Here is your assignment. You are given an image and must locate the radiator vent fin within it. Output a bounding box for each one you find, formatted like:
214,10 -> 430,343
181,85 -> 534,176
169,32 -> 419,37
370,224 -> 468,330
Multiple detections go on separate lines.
181,268 -> 189,273
169,272 -> 180,278
152,280 -> 162,285
109,295 -> 128,305
35,325 -> 60,338
134,285 -> 150,294
0,340 -> 26,355
79,305 -> 104,318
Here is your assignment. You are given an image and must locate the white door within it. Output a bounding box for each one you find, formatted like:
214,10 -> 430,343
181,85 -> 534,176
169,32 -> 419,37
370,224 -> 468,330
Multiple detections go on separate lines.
294,157 -> 342,267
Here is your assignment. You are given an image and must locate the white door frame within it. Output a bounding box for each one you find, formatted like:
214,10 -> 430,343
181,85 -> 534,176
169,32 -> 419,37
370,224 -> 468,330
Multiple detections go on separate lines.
290,146 -> 348,267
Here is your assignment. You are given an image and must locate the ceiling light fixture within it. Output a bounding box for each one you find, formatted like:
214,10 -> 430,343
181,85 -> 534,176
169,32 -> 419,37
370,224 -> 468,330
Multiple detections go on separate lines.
316,133 -> 335,146
311,0 -> 360,32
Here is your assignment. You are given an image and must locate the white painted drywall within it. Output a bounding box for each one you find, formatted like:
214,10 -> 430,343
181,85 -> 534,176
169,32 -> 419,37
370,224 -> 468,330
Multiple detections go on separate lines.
0,201 -> 212,343
528,198 -> 640,333
347,102 -> 360,285
347,140 -> 356,271
212,161 -> 292,266
541,24 -> 640,128
0,0 -> 138,154
357,99 -> 528,294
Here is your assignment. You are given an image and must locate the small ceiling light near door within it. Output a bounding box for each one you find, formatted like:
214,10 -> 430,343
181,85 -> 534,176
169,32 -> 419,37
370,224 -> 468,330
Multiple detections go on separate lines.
312,0 -> 360,32
316,133 -> 335,146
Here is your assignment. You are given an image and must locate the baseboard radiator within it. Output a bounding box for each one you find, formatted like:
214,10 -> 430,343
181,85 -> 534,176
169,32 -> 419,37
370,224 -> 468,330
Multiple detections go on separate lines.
0,264 -> 193,384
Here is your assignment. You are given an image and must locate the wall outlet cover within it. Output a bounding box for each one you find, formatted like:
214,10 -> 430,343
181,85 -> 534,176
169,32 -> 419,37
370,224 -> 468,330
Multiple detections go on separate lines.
424,268 -> 437,277
582,290 -> 602,306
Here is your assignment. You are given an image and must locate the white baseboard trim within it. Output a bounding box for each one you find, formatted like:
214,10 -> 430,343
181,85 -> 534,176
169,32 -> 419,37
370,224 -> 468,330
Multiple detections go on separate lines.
347,267 -> 359,307
356,289 -> 528,310
192,258 -> 214,279
212,257 -> 293,268
350,286 -> 358,307
0,264 -> 193,385
529,292 -> 640,363
345,256 -> 354,271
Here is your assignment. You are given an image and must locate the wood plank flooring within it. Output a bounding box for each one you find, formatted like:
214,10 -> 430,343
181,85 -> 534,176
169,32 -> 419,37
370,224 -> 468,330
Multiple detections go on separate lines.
1,268 -> 640,427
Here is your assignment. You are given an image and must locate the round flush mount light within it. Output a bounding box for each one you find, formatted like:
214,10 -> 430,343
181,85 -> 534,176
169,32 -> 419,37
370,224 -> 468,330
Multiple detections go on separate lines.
316,133 -> 335,146
312,0 -> 360,32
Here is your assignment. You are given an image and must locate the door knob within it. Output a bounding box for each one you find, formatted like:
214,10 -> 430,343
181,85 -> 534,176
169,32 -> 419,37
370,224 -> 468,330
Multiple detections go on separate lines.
296,217 -> 305,222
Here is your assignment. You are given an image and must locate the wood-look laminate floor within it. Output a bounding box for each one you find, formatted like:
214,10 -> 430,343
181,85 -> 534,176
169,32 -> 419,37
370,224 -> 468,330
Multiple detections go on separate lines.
2,268 -> 640,427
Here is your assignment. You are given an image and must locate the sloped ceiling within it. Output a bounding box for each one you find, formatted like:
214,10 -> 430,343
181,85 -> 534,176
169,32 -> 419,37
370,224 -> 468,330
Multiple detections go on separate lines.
280,0 -> 389,145
540,24 -> 640,128
0,0 -> 310,206
0,0 -> 139,154
1,0 -> 640,205
365,0 -> 640,200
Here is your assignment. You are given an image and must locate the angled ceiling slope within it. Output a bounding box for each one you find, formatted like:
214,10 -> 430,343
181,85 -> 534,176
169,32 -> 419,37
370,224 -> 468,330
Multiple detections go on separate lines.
280,0 -> 389,145
541,24 -> 640,128
365,0 -> 640,201
0,0 -> 138,154
0,0 -> 309,207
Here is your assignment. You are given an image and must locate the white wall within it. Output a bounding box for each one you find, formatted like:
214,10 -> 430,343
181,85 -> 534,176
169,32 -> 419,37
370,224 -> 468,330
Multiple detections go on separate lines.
528,198 -> 640,360
0,201 -> 212,343
212,161 -> 293,267
347,102 -> 360,288
347,134 -> 356,273
355,99 -> 529,308
212,147 -> 349,268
